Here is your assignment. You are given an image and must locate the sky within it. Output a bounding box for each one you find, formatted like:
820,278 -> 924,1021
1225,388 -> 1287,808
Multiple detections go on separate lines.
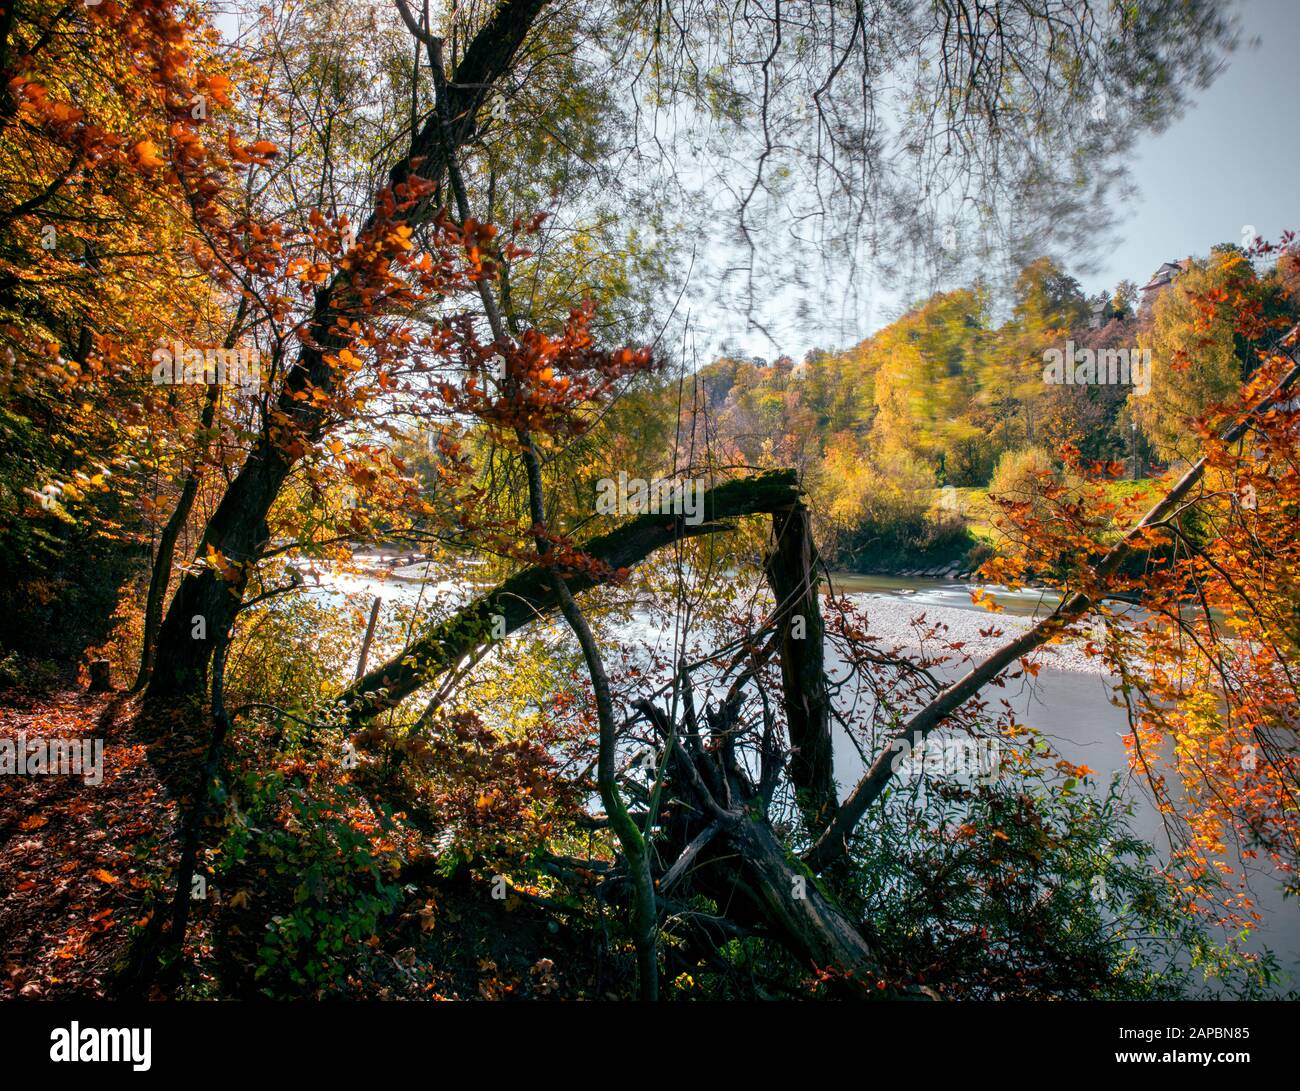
1086,0 -> 1299,297
208,0 -> 1296,364
719,0 -> 1300,363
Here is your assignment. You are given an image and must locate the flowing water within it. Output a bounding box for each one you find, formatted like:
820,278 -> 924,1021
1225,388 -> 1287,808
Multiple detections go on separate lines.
299,557 -> 1299,988
823,573 -> 1299,986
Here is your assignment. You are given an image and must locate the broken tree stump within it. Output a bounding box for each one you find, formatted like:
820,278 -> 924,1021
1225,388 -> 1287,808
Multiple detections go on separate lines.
88,659 -> 113,693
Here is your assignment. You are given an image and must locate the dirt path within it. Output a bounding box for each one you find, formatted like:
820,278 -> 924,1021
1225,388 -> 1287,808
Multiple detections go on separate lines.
0,690 -> 177,998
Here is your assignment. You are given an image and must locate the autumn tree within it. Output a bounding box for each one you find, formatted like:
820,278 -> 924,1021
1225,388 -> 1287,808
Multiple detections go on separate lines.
3,0 -> 1264,1003
1134,246 -> 1297,463
0,0 -> 243,667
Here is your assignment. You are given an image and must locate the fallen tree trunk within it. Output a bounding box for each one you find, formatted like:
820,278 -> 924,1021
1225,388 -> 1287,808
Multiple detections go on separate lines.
717,813 -> 931,997
637,696 -> 934,999
335,465 -> 928,993
337,470 -> 801,724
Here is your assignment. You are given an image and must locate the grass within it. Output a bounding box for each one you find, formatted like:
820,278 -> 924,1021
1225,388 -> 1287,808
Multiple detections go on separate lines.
929,478 -> 1163,539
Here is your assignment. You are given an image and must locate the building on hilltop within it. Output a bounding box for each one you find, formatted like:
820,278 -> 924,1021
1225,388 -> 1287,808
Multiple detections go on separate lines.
1088,296 -> 1115,329
1138,258 -> 1191,314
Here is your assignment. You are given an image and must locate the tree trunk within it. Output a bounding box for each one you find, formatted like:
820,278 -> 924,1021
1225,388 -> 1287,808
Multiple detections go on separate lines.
650,728 -> 933,998
144,432 -> 295,700
720,814 -> 932,998
144,0 -> 550,705
87,659 -> 112,692
132,382 -> 221,692
763,502 -> 835,827
353,596 -> 382,681
336,470 -> 802,724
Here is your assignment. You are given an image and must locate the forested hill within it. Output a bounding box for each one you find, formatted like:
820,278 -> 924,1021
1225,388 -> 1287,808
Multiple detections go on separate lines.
668,250 -> 1299,570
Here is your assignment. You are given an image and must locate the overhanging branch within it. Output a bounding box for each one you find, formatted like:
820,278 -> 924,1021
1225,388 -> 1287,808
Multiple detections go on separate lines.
804,324 -> 1300,873
338,469 -> 802,723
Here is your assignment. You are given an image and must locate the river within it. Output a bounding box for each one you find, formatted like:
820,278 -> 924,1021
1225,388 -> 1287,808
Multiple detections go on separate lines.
296,557 -> 1299,988
824,572 -> 1299,987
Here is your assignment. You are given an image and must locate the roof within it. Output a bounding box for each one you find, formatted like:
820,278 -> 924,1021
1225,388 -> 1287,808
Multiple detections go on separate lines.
1140,259 -> 1191,294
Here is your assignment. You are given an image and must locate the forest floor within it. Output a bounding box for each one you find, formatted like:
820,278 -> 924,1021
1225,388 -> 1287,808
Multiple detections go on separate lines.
0,690 -> 171,998
0,688 -> 615,1000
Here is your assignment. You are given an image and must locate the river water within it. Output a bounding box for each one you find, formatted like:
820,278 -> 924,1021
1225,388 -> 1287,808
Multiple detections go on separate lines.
824,573 -> 1299,986
298,558 -> 1299,988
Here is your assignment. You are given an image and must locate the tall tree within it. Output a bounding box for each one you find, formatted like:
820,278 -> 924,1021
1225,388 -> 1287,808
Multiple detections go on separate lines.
146,0 -> 551,700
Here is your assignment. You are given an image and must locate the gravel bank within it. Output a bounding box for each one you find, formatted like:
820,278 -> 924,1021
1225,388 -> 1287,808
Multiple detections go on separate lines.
846,592 -> 1111,676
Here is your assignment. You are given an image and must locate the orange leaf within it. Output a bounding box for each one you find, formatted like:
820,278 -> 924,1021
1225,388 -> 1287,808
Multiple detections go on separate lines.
204,74 -> 234,107
132,139 -> 166,170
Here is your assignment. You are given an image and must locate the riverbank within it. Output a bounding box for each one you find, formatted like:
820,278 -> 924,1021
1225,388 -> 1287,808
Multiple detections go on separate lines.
830,574 -> 1109,675
320,554 -> 1109,674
